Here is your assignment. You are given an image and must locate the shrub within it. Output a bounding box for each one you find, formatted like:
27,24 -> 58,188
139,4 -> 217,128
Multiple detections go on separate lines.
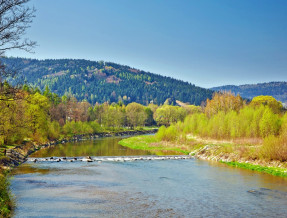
261,135 -> 287,161
89,121 -> 102,133
165,125 -> 177,141
156,126 -> 167,141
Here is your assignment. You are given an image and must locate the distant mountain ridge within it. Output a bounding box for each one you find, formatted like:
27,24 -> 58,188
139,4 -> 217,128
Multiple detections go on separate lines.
2,57 -> 213,105
212,82 -> 287,105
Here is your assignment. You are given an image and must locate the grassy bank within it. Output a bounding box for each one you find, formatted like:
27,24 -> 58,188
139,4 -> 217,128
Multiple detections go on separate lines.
0,171 -> 13,217
221,161 -> 287,177
118,135 -> 190,155
120,134 -> 287,178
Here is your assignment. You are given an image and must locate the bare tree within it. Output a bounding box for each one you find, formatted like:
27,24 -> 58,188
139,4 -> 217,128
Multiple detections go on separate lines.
0,0 -> 36,56
0,0 -> 36,99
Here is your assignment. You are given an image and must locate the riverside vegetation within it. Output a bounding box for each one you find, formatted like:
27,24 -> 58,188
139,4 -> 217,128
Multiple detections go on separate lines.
119,92 -> 287,177
0,82 -> 202,216
1,87 -> 287,215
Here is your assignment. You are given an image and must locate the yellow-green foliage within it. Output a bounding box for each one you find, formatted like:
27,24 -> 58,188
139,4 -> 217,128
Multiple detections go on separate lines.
182,105 -> 282,140
250,95 -> 283,114
126,102 -> 147,128
89,121 -> 102,133
48,121 -> 61,140
259,107 -> 281,137
156,126 -> 167,141
63,121 -> 95,136
261,115 -> 287,161
156,125 -> 177,141
155,93 -> 287,162
154,105 -> 188,126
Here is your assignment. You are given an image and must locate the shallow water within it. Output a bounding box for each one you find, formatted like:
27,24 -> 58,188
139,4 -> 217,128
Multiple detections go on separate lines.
11,137 -> 287,218
29,136 -> 180,158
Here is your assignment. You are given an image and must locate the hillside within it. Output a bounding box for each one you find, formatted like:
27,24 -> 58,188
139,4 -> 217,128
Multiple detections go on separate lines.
2,57 -> 213,105
212,82 -> 287,105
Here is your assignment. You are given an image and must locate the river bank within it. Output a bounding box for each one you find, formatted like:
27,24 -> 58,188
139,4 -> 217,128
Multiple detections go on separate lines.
0,129 -> 157,217
119,135 -> 287,177
0,129 -> 157,170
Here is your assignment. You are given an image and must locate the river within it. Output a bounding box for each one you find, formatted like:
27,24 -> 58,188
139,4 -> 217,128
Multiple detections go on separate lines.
10,136 -> 287,217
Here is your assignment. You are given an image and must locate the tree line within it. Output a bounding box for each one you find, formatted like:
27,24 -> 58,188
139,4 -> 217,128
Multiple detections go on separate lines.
0,84 -> 200,146
156,92 -> 287,161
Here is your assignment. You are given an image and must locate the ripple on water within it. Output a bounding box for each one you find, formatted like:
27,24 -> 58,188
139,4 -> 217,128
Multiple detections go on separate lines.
10,137 -> 287,217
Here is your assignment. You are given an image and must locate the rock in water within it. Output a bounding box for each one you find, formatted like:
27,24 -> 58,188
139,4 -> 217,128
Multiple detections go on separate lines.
83,156 -> 93,162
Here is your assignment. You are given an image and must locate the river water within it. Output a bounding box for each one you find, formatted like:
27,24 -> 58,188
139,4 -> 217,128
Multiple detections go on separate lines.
10,136 -> 287,217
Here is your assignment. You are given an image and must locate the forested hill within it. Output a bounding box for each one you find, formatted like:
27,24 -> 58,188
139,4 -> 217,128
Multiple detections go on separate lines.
2,57 -> 213,105
212,82 -> 287,105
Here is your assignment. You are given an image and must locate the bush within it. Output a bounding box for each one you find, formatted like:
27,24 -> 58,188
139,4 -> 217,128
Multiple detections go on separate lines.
156,125 -> 177,141
261,135 -> 287,161
156,126 -> 167,141
89,121 -> 102,133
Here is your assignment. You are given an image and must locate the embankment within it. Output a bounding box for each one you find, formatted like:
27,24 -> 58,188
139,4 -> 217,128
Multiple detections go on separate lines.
192,145 -> 287,177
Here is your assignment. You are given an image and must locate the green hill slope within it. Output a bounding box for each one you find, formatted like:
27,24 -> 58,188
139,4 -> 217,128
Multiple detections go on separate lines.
2,57 -> 213,105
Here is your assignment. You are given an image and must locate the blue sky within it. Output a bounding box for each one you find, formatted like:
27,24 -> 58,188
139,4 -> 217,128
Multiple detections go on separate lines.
7,0 -> 287,88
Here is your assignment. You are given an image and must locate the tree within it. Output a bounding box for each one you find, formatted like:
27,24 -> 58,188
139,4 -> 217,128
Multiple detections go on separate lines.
0,0 -> 36,56
154,105 -> 188,126
0,0 -> 36,99
126,102 -> 147,128
259,107 -> 280,137
250,95 -> 283,114
25,92 -> 50,142
102,105 -> 124,129
205,92 -> 245,117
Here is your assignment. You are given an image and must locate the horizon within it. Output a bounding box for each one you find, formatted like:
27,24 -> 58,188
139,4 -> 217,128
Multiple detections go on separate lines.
6,0 -> 287,88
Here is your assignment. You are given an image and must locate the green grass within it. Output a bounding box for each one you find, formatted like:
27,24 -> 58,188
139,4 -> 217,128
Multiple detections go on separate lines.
0,171 -> 13,217
119,135 -> 189,155
221,161 -> 287,177
0,146 -> 14,217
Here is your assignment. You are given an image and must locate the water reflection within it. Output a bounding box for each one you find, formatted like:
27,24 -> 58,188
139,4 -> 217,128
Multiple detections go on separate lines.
11,164 -> 51,175
30,137 -> 155,157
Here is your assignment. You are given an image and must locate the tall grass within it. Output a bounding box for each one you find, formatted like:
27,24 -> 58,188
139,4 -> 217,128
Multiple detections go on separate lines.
261,134 -> 287,161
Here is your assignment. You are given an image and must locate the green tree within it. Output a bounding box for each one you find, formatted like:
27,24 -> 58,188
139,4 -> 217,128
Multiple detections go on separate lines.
126,102 -> 147,128
259,107 -> 281,137
250,95 -> 283,114
25,92 -> 50,142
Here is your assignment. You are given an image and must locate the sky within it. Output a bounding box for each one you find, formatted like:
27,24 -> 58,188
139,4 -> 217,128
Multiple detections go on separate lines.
6,0 -> 287,88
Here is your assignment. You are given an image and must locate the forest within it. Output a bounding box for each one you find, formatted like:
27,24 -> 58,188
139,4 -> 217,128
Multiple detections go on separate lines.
1,57 -> 213,105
